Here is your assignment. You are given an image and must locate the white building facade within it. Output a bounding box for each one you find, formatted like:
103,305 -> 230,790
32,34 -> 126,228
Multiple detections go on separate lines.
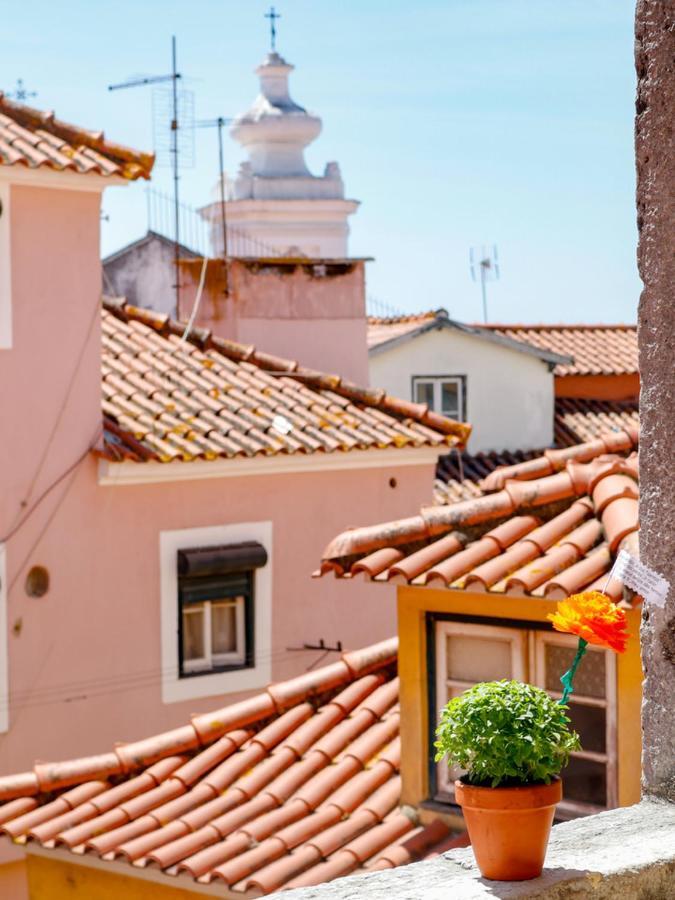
368,312 -> 571,453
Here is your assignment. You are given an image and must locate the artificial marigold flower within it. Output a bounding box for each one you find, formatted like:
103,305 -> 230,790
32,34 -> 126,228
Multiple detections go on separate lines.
548,590 -> 629,654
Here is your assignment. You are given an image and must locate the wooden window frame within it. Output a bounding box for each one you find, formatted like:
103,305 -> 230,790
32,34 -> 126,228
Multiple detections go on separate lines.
181,596 -> 247,675
430,615 -> 618,818
533,630 -> 617,817
434,620 -> 528,798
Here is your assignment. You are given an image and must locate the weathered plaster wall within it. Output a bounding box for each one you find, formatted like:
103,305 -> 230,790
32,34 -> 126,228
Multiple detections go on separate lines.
635,0 -> 675,801
103,236 -> 182,318
182,259 -> 369,383
369,328 -> 554,452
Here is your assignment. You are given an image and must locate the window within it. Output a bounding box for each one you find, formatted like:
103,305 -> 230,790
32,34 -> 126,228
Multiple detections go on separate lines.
433,618 -> 616,818
177,542 -> 266,677
160,522 -> 272,704
412,376 -> 465,420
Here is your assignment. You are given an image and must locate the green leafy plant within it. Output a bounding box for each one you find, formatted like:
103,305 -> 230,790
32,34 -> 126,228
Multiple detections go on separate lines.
434,680 -> 580,787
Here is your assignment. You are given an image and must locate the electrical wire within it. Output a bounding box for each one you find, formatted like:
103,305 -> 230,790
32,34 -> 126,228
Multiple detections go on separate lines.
176,253 -> 209,346
0,645 -> 317,714
5,294 -> 101,537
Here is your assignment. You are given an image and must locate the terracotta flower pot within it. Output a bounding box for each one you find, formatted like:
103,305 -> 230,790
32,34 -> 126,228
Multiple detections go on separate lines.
455,777 -> 562,881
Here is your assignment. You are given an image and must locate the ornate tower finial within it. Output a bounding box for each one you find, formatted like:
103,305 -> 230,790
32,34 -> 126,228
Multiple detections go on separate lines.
265,6 -> 281,52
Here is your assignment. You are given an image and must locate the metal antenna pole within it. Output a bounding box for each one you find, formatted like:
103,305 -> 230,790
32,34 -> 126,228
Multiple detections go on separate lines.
171,36 -> 181,319
197,116 -> 234,294
480,263 -> 488,324
217,119 -> 228,264
108,41 -> 183,315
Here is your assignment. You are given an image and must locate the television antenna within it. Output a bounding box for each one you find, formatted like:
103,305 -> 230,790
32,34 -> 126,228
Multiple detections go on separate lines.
470,245 -> 500,324
8,79 -> 37,102
108,37 -> 184,318
196,116 -> 234,294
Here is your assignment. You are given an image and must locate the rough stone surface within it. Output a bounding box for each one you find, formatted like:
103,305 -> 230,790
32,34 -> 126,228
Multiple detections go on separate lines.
276,801 -> 675,900
635,0 -> 675,801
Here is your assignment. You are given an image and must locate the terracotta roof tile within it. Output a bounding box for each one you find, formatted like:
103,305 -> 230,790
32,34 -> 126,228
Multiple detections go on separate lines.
319,431 -> 640,605
100,300 -> 470,463
478,324 -> 637,376
0,94 -> 152,180
0,641 -> 457,892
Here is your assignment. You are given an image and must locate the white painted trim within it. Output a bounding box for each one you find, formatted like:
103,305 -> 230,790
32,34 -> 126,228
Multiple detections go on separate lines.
0,183 -> 11,349
99,446 -> 443,487
0,545 -> 8,732
0,165 -> 126,193
160,522 -> 272,704
24,845 -> 236,898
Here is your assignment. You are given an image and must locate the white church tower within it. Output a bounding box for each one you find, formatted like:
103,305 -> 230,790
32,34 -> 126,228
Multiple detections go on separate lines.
202,38 -> 359,259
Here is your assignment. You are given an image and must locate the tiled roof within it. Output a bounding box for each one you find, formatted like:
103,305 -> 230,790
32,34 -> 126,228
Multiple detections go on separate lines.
367,312 -> 437,349
0,640 -> 466,894
433,399 -> 640,505
366,314 -> 637,377
319,428 -> 640,601
479,324 -> 637,377
101,298 -> 471,463
367,310 -> 570,366
0,93 -> 153,181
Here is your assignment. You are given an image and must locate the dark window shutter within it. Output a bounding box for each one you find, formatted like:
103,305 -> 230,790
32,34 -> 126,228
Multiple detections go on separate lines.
177,542 -> 268,578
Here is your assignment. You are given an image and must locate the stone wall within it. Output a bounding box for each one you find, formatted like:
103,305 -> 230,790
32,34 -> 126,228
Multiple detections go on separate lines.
635,0 -> 675,801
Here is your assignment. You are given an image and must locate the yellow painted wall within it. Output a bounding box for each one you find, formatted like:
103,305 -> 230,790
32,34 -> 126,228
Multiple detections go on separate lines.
26,855 -> 210,900
0,859 -> 29,900
397,586 -> 643,809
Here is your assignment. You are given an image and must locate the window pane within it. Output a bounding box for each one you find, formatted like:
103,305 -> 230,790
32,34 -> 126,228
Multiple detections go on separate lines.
182,607 -> 205,661
211,601 -> 237,655
563,756 -> 607,807
414,381 -> 435,409
446,635 -> 513,682
545,644 -> 606,698
440,381 -> 460,418
567,702 -> 606,754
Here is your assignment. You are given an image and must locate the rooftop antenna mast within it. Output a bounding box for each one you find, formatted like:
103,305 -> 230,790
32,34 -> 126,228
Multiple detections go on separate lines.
470,245 -> 500,324
196,116 -> 234,294
8,79 -> 37,101
109,37 -> 183,318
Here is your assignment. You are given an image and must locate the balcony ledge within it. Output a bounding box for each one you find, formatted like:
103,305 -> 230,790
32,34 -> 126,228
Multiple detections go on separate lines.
277,800 -> 675,900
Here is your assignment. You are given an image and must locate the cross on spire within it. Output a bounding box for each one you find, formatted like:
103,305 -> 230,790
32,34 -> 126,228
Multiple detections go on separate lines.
265,6 -> 281,52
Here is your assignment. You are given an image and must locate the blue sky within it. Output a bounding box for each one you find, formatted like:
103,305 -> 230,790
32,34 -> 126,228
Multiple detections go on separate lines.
1,1 -> 639,323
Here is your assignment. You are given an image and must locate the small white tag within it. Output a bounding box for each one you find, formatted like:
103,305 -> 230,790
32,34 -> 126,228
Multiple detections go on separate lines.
613,549 -> 670,608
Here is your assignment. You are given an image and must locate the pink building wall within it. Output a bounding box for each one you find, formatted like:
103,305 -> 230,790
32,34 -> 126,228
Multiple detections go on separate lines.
1,458 -> 431,772
0,184 -> 102,538
178,258 -> 369,383
0,176 -> 434,774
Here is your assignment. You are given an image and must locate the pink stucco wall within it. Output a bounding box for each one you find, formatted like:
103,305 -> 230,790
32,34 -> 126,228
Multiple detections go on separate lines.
0,178 -> 435,776
0,184 -> 102,539
1,458 -> 431,772
179,258 -> 370,384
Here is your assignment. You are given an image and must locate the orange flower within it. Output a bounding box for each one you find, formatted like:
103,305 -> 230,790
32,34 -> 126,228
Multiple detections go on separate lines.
548,590 -> 629,654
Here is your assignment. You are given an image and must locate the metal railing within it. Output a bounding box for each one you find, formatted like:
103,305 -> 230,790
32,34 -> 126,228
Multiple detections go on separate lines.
145,188 -> 282,259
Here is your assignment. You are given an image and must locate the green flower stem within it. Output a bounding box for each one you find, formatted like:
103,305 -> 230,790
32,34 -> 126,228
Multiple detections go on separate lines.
559,638 -> 588,705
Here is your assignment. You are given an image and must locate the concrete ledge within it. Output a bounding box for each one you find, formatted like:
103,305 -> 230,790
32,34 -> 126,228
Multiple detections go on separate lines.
276,801 -> 675,899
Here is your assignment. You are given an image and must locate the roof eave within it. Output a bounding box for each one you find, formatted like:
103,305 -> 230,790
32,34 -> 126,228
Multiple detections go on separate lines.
368,316 -> 573,366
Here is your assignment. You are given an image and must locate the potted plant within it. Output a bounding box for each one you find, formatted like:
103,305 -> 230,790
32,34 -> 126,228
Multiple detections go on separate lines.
435,590 -> 629,881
